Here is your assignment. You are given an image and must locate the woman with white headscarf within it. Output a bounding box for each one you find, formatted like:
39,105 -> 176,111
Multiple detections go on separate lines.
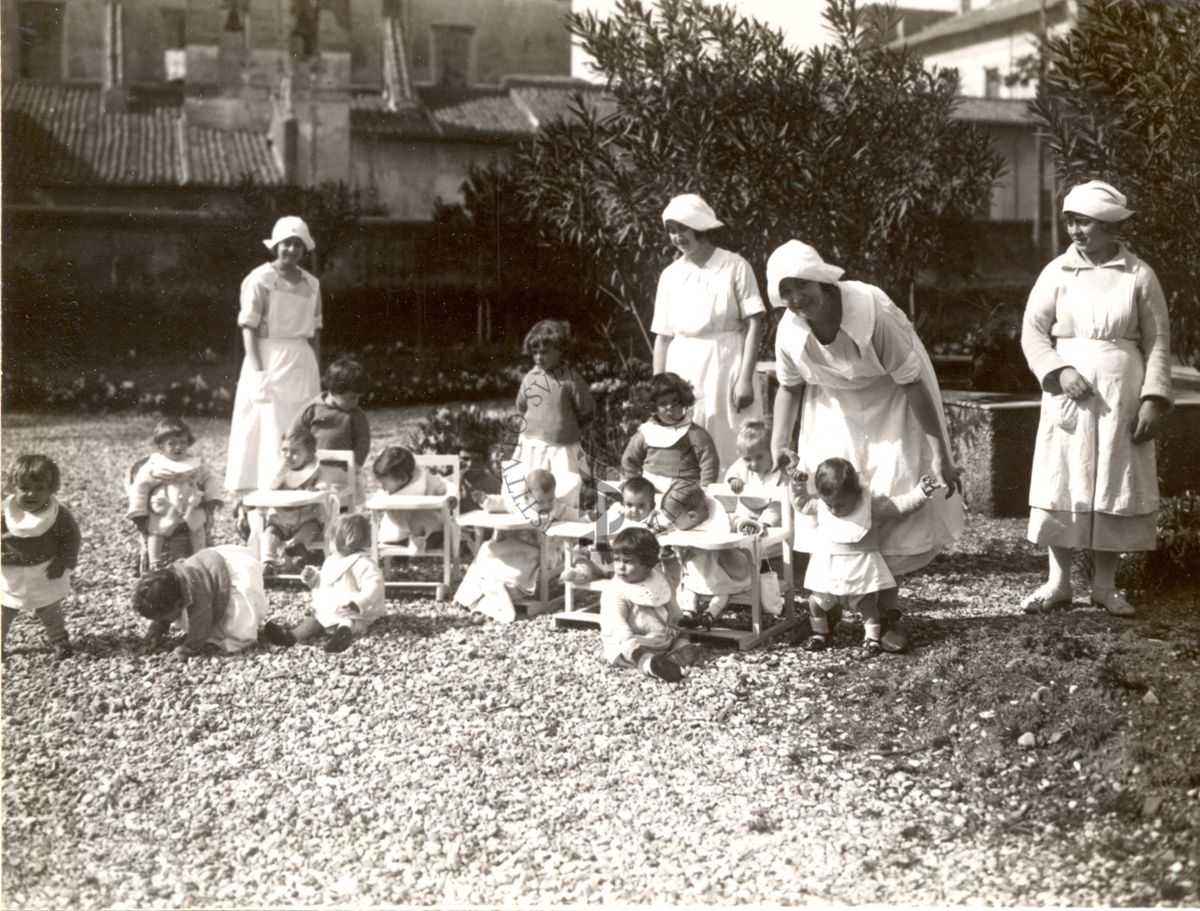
767,241 -> 964,651
1019,180 -> 1171,618
226,216 -> 323,495
651,194 -> 765,469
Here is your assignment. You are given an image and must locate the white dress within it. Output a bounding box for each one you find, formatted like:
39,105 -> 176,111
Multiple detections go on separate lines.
652,247 -> 766,469
803,494 -> 895,599
1021,244 -> 1172,551
226,262 -> 322,494
775,281 -> 963,573
174,545 -> 268,654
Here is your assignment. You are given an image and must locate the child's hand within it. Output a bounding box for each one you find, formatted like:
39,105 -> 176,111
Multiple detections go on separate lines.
300,565 -> 320,588
735,517 -> 765,537
46,558 -> 67,579
919,475 -> 945,497
728,477 -> 745,494
471,490 -> 489,507
447,496 -> 458,512
339,601 -> 361,617
789,473 -> 809,495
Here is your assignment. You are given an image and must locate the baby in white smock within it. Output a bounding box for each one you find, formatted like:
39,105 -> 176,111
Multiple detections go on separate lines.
791,457 -> 941,660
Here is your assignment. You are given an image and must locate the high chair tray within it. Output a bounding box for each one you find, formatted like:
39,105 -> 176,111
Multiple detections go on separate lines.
544,520 -> 599,539
658,529 -> 750,548
365,492 -> 451,510
242,490 -> 328,508
457,511 -> 542,530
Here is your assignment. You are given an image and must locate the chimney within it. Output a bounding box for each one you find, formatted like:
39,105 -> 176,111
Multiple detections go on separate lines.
102,0 -> 127,112
383,0 -> 417,110
431,24 -> 474,87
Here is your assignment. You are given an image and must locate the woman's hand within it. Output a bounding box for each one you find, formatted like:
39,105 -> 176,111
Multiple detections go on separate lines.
1132,397 -> 1168,444
930,449 -> 962,499
1058,367 -> 1093,401
732,378 -> 754,413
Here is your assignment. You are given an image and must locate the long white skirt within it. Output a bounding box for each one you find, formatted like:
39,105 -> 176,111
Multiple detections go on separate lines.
225,338 -> 320,494
666,330 -> 757,473
175,545 -> 268,653
505,435 -> 586,508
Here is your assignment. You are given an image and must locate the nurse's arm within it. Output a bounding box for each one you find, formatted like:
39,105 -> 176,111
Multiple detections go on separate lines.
734,315 -> 764,410
901,379 -> 960,498
310,328 -> 321,367
771,382 -> 804,469
653,334 -> 671,375
241,327 -> 262,373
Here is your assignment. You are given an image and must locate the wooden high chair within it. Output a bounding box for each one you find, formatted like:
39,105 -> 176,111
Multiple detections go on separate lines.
366,454 -> 461,601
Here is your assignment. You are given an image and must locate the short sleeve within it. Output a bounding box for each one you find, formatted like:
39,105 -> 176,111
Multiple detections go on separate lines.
238,268 -> 267,330
870,294 -> 922,385
731,255 -> 766,320
774,317 -> 807,388
651,265 -> 676,336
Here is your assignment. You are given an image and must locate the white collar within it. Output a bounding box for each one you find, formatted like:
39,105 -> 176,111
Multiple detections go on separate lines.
611,568 -> 672,607
639,418 -> 692,448
4,495 -> 60,538
319,552 -> 366,586
1060,242 -> 1136,273
781,280 -> 876,352
816,492 -> 872,544
148,453 -> 201,474
277,461 -> 320,490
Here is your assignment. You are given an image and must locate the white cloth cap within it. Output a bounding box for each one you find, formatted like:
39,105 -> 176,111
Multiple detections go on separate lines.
661,194 -> 724,232
263,216 -> 316,252
766,240 -> 845,308
1061,180 -> 1133,222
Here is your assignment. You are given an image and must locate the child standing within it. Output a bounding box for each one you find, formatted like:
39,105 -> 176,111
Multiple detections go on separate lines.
132,544 -> 268,657
372,446 -> 452,554
127,417 -> 223,569
1,455 -> 80,659
289,356 -> 371,504
509,320 -> 594,509
654,479 -> 754,630
724,418 -> 785,529
261,514 -> 385,654
260,428 -> 340,574
600,527 -> 701,683
622,373 -> 720,493
792,457 -> 941,659
455,469 -> 577,622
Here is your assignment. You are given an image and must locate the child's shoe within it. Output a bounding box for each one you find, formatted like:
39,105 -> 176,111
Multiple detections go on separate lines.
406,535 -> 427,556
851,638 -> 883,661
679,611 -> 713,631
261,621 -> 296,647
880,610 -> 909,653
324,626 -> 354,654
262,561 -> 282,578
635,649 -> 682,683
801,633 -> 828,652
672,642 -> 703,667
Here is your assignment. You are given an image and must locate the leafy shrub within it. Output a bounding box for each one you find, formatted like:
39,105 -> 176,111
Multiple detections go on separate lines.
410,405 -> 509,458
962,309 -> 1040,395
1118,492 -> 1200,592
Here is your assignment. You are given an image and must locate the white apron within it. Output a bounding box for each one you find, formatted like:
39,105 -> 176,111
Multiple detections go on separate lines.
1028,268 -> 1157,518
666,330 -> 753,472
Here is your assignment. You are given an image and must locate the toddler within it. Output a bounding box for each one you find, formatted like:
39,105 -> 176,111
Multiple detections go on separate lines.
622,373 -> 720,493
508,319 -> 594,508
458,439 -> 501,514
261,514 -> 385,654
290,356 -> 371,503
654,479 -> 753,630
373,446 -> 452,555
132,544 -> 268,657
1,455 -> 80,659
456,469 -> 577,622
127,417 -> 223,569
792,457 -> 941,659
599,527 -> 702,683
561,476 -> 659,584
261,428 -> 340,574
724,418 -> 784,530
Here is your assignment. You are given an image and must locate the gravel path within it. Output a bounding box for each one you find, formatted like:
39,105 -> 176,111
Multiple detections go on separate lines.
2,410 -> 1197,908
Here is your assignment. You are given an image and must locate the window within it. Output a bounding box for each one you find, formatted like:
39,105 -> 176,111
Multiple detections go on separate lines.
984,66 -> 1001,99
431,24 -> 473,86
17,1 -> 64,80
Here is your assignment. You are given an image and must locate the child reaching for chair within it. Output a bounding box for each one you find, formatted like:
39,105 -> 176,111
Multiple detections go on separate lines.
791,457 -> 941,660
127,417 -> 223,569
261,514 -> 385,654
2,454 -> 80,659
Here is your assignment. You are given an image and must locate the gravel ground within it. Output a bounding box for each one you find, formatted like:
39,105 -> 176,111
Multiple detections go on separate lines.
2,409 -> 1198,908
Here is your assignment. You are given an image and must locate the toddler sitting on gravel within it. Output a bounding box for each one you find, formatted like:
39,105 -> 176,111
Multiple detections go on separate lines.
599,527 -> 700,683
261,514 -> 385,654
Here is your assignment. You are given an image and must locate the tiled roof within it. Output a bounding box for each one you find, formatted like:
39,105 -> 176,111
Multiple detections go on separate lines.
350,78 -> 615,139
2,81 -> 282,188
952,97 -> 1036,125
891,0 -> 1067,49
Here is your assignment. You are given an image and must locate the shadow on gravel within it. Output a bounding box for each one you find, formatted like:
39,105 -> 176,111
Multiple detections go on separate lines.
372,610 -> 485,640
